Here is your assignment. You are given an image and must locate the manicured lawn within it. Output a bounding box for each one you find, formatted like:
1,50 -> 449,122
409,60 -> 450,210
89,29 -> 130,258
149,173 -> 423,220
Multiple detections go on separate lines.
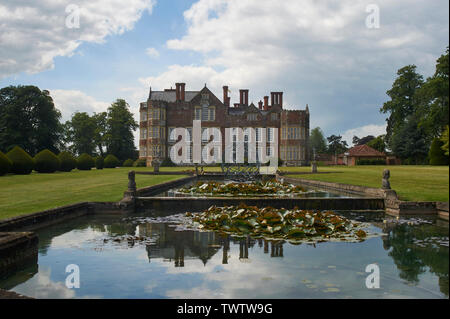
280,165 -> 449,202
0,167 -> 186,220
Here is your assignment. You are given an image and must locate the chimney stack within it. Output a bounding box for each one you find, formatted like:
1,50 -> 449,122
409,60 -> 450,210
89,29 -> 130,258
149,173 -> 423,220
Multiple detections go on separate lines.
263,96 -> 269,110
239,89 -> 249,106
175,83 -> 181,101
180,83 -> 185,101
270,92 -> 283,107
258,100 -> 263,110
223,86 -> 230,107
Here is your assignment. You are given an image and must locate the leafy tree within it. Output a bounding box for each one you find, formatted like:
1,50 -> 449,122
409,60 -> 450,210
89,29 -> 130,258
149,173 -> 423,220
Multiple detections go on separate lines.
390,115 -> 429,164
380,65 -> 424,148
352,135 -> 375,146
429,138 -> 449,165
105,99 -> 138,161
92,112 -> 107,156
441,125 -> 449,156
416,47 -> 449,139
0,85 -> 62,155
310,127 -> 328,156
367,135 -> 386,153
326,135 -> 348,155
64,112 -> 98,156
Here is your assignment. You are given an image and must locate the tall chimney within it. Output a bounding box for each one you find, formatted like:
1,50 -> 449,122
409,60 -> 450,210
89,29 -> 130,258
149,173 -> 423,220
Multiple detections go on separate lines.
279,92 -> 283,108
175,83 -> 181,101
239,89 -> 249,106
270,92 -> 274,106
223,86 -> 229,106
258,100 -> 263,110
264,96 -> 269,110
180,83 -> 185,101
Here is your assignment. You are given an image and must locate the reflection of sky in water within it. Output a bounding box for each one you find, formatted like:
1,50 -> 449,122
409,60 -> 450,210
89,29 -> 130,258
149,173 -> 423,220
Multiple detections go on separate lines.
0,213 -> 448,299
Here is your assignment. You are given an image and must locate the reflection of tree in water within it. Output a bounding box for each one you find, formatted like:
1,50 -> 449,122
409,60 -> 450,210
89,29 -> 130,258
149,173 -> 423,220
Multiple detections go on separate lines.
382,222 -> 449,296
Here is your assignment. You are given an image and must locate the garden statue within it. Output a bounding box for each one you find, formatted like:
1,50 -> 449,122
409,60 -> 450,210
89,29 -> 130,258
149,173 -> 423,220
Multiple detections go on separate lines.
382,169 -> 391,189
128,170 -> 136,192
152,159 -> 160,173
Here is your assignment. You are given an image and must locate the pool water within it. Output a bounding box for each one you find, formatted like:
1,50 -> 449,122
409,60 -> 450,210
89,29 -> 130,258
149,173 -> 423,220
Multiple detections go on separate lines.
0,211 -> 448,299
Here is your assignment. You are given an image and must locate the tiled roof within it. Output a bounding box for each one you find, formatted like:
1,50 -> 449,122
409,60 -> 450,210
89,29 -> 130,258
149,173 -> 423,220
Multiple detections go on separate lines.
149,90 -> 199,102
342,144 -> 385,157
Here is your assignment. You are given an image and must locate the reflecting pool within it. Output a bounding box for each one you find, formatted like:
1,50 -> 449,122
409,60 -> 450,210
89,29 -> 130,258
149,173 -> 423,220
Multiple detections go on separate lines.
0,211 -> 448,299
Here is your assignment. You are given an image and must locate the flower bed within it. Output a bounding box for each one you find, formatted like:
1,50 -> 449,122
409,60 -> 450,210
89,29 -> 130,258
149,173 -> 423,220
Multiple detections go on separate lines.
179,180 -> 308,196
185,204 -> 374,243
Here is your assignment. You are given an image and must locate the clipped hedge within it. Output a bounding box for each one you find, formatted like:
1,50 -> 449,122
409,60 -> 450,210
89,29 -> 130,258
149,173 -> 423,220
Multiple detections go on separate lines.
133,158 -> 147,167
95,156 -> 104,169
0,151 -> 12,176
6,146 -> 34,175
123,159 -> 134,167
77,153 -> 95,170
160,157 -> 176,167
356,159 -> 386,165
104,154 -> 119,168
58,151 -> 77,172
34,149 -> 60,173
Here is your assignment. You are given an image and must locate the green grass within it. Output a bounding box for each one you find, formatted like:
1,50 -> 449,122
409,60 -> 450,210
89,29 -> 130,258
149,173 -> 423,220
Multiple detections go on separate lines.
0,167 -> 186,220
280,165 -> 449,202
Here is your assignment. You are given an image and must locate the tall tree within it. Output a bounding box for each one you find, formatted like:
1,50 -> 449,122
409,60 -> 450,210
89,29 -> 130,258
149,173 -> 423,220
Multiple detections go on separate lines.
310,127 -> 328,156
367,135 -> 386,153
416,47 -> 449,139
92,112 -> 107,156
390,115 -> 429,164
105,99 -> 138,161
326,135 -> 348,155
64,112 -> 98,156
380,65 -> 424,148
0,85 -> 62,155
352,135 -> 375,146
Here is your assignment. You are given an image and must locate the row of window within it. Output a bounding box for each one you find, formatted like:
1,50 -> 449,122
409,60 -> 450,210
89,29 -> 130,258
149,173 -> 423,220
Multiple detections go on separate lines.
139,145 -> 166,157
167,127 -> 276,142
280,146 -> 306,161
194,106 -> 215,121
140,126 -> 166,139
140,108 -> 167,121
281,126 -> 306,140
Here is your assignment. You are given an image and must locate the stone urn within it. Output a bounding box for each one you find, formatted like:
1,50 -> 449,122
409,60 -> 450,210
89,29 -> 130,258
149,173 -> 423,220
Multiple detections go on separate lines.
152,159 -> 160,173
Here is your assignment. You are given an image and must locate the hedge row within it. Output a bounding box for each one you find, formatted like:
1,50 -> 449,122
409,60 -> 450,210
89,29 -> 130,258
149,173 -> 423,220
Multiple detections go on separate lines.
1,146 -> 132,176
356,159 -> 387,165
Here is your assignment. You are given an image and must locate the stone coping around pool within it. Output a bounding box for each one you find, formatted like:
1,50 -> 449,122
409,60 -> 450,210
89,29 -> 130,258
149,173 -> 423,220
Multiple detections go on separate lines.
279,175 -> 449,220
0,232 -> 38,280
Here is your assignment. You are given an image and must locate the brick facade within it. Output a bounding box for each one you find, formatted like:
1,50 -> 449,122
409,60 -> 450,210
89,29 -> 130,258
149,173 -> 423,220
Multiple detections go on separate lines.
139,83 -> 310,166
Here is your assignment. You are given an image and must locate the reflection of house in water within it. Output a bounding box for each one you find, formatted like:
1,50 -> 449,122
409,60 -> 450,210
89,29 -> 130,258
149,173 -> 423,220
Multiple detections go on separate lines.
137,223 -> 287,267
138,223 -> 221,267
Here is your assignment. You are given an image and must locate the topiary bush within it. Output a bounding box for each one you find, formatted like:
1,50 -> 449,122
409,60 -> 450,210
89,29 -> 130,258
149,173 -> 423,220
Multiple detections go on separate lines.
58,151 -> 77,172
429,138 -> 449,165
104,154 -> 119,168
133,158 -> 147,167
95,156 -> 104,169
6,146 -> 34,175
160,157 -> 176,167
0,151 -> 12,176
123,158 -> 134,167
77,153 -> 95,170
34,149 -> 60,173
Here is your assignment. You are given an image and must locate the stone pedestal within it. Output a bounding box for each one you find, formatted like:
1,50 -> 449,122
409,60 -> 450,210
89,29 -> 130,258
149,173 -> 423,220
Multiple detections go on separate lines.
152,160 -> 160,173
311,161 -> 317,173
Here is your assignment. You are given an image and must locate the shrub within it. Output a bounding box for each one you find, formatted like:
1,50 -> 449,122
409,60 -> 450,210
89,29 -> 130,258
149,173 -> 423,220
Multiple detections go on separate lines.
95,156 -> 104,169
429,138 -> 449,165
123,158 -> 134,167
104,154 -> 120,168
77,153 -> 95,170
0,151 -> 12,176
356,159 -> 386,165
58,151 -> 77,172
160,157 -> 176,167
133,158 -> 147,167
6,146 -> 34,174
34,149 -> 60,173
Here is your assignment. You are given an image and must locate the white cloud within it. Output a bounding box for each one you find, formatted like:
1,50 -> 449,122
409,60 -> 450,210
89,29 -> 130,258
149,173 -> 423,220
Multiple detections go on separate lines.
50,89 -> 110,121
145,47 -> 160,58
140,0 -> 448,136
0,0 -> 156,78
341,124 -> 387,145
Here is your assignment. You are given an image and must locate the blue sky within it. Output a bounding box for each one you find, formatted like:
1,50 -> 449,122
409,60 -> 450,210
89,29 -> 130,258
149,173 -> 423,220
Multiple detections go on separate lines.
0,0 -> 448,146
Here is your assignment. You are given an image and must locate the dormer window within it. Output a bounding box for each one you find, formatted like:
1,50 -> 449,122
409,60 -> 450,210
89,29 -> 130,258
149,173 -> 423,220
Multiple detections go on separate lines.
247,113 -> 257,121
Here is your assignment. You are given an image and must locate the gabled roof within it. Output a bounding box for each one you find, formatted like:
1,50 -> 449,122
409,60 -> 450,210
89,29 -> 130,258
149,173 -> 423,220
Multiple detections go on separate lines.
149,90 -> 199,102
342,144 -> 385,157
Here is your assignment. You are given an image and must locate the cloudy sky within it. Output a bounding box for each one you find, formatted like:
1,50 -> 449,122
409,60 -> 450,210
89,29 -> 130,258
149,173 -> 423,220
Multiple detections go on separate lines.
0,0 -> 448,146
